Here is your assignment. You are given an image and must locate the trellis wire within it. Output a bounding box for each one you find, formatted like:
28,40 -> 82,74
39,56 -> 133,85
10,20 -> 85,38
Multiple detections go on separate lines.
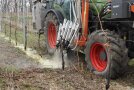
0,0 -> 34,50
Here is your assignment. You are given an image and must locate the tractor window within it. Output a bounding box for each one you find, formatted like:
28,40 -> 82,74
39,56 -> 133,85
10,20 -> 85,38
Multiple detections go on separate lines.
55,0 -> 64,5
90,0 -> 107,15
53,0 -> 71,20
62,0 -> 70,19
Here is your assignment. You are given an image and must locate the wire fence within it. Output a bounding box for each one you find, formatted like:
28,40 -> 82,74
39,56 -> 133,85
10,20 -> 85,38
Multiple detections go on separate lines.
0,0 -> 46,55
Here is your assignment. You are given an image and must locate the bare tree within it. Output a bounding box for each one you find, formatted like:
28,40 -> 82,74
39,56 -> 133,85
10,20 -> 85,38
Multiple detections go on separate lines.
29,0 -> 33,12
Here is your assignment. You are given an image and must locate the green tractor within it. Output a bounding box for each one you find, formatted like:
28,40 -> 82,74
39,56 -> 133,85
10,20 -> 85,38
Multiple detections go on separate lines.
33,0 -> 134,79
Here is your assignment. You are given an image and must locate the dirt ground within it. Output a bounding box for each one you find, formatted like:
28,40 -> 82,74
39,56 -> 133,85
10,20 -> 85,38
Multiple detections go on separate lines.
0,37 -> 134,90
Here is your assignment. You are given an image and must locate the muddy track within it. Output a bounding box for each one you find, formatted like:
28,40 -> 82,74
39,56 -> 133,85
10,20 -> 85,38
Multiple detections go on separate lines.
0,36 -> 133,90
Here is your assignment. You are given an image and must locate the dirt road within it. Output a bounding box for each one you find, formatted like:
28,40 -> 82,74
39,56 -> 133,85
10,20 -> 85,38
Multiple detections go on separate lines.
0,37 -> 43,69
0,37 -> 134,90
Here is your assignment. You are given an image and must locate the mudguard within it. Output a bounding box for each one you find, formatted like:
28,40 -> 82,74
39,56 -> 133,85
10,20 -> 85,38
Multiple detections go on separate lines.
45,9 -> 64,24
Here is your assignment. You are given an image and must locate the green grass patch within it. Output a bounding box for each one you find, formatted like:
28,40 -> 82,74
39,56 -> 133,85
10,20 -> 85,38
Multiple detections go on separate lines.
0,66 -> 19,73
0,78 -> 5,88
129,59 -> 134,66
22,84 -> 41,90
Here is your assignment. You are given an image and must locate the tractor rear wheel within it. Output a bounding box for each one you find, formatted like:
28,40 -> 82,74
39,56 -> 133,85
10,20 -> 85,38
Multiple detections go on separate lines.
44,12 -> 59,55
85,30 -> 129,79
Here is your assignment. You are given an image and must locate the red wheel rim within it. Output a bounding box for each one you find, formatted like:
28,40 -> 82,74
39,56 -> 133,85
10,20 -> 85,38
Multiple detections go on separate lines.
48,22 -> 56,49
90,43 -> 107,72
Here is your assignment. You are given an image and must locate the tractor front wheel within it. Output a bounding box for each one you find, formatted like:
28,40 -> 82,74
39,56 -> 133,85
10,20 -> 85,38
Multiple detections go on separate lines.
44,12 -> 59,55
85,30 -> 129,79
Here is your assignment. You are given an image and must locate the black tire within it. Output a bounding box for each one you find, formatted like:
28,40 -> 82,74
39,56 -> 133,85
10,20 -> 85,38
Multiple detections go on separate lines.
85,30 -> 129,79
44,12 -> 59,55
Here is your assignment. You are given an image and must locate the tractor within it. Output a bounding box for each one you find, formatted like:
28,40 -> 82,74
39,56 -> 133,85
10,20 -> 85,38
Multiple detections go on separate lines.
32,0 -> 134,79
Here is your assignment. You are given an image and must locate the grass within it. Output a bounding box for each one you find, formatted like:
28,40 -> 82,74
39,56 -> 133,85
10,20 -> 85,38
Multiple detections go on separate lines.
2,13 -> 32,22
0,66 -> 19,73
21,84 -> 41,90
0,78 -> 5,88
129,59 -> 134,66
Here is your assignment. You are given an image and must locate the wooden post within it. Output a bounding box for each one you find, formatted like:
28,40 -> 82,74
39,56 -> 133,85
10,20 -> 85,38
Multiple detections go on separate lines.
23,0 -> 27,50
15,0 -> 18,45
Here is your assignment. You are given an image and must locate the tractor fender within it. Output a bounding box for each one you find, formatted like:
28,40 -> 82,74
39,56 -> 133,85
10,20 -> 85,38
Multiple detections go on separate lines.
45,9 -> 64,24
